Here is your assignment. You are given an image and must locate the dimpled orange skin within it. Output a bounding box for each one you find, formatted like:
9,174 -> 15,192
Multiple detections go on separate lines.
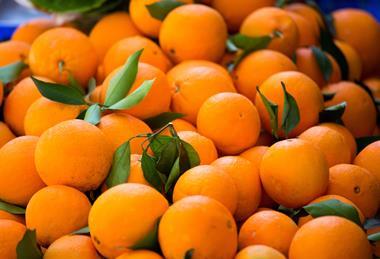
327,164 -> 380,218
162,119 -> 197,136
240,7 -> 299,57
239,146 -> 268,170
116,250 -> 163,259
11,18 -> 56,44
168,60 -> 236,123
297,194 -> 365,227
159,4 -> 228,63
239,210 -> 298,255
89,183 -> 169,258
100,63 -> 171,119
24,97 -> 83,136
44,235 -> 100,259
295,47 -> 341,87
29,27 -> 98,86
0,220 -> 26,259
334,40 -> 362,81
0,211 -> 24,224
89,12 -> 140,62
212,156 -> 262,222
211,0 -> 275,32
159,195 -> 238,259
26,185 -> 91,246
287,12 -> 318,47
173,165 -> 238,214
233,49 -> 297,102
103,36 -> 172,75
255,71 -> 324,138
0,136 -> 45,206
0,122 -> 15,148
235,245 -> 286,259
364,77 -> 380,99
35,120 -> 113,192
178,131 -> 218,165
298,125 -> 351,167
333,8 -> 380,77
354,141 -> 380,183
324,81 -> 377,137
284,3 -> 323,37
98,113 -> 152,154
289,216 -> 372,259
197,93 -> 261,155
260,139 -> 329,208
0,40 -> 30,66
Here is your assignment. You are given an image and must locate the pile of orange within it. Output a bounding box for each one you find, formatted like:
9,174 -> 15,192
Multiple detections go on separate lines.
0,1 -> 380,258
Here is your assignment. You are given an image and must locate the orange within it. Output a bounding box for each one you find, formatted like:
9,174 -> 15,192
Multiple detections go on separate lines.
44,235 -> 100,259
88,183 -> 169,258
103,36 -> 172,75
0,219 -> 26,259
0,122 -> 15,148
289,216 -> 372,259
0,40 -> 30,66
89,12 -> 140,61
354,141 -> 380,183
173,165 -> 238,214
127,154 -> 150,186
233,49 -> 297,102
177,131 -> 218,165
285,3 -> 323,37
364,77 -> 380,99
327,164 -> 380,218
35,119 -> 113,192
239,210 -> 298,255
260,139 -> 329,208
211,0 -> 275,32
197,93 -> 261,154
116,250 -> 163,259
168,60 -> 236,123
29,27 -> 98,86
89,86 -> 102,103
0,211 -> 24,224
235,245 -> 286,259
335,40 -> 362,81
294,47 -> 341,87
24,97 -> 83,136
240,7 -> 299,57
287,12 -> 318,47
159,195 -> 238,259
159,4 -> 227,63
0,136 -> 45,206
0,81 -> 3,104
324,81 -> 377,137
212,156 -> 261,222
333,8 -> 380,77
298,194 -> 365,227
255,71 -> 324,137
98,113 -> 152,154
239,145 -> 268,169
162,119 -> 197,135
11,18 -> 56,44
298,125 -> 351,167
100,63 -> 171,119
3,76 -> 44,135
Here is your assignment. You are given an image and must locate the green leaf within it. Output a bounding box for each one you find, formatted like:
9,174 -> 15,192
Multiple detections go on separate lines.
104,49 -> 143,106
275,0 -> 288,8
368,232 -> 380,242
156,139 -> 178,175
105,141 -> 131,188
149,135 -> 173,157
130,218 -> 160,250
87,77 -> 97,94
303,199 -> 361,225
30,0 -> 107,13
184,248 -> 195,259
278,205 -> 302,218
256,86 -> 279,138
323,92 -> 335,101
364,218 -> 380,230
108,79 -> 154,110
281,82 -> 300,137
141,151 -> 163,192
165,157 -> 181,193
0,200 -> 25,214
83,104 -> 101,125
76,109 -> 87,120
68,73 -> 85,96
180,140 -> 200,169
72,226 -> 90,235
146,0 -> 184,21
356,136 -> 380,153
16,229 -> 42,259
226,38 -> 238,53
31,77 -> 86,105
319,101 -> 346,123
311,46 -> 333,82
0,61 -> 27,84
144,112 -> 185,130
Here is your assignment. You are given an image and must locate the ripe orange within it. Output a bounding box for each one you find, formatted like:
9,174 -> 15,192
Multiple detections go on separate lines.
0,136 -> 45,206
116,250 -> 163,259
364,77 -> 380,99
239,145 -> 268,169
233,49 -> 297,102
35,119 -> 113,192
0,219 -> 26,259
354,141 -> 380,183
159,195 -> 238,259
26,185 -> 91,246
126,154 -> 151,186
240,7 -> 299,57
285,3 -> 323,37
197,92 -> 261,154
173,165 -> 238,214
289,216 -> 372,259
0,122 -> 15,148
11,18 -> 56,44
239,210 -> 298,255
287,12 -> 318,47
0,211 -> 24,224
162,119 -> 197,136
0,40 -> 30,66
29,27 -> 98,86
335,40 -> 362,81
168,60 -> 236,123
159,4 -> 227,63
88,183 -> 169,258
260,139 -> 329,208
235,245 -> 286,259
